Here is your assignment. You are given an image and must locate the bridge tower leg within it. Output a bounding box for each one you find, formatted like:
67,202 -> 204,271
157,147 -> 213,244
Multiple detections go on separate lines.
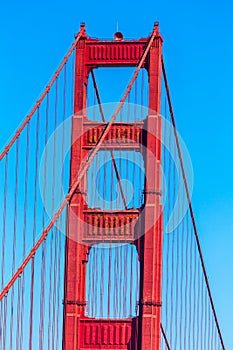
62,23 -> 163,350
139,36 -> 163,350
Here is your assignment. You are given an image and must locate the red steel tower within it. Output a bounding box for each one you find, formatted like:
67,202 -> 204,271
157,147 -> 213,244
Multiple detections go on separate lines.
63,22 -> 163,350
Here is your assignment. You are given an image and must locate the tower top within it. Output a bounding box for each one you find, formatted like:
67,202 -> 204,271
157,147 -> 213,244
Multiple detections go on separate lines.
76,22 -> 162,42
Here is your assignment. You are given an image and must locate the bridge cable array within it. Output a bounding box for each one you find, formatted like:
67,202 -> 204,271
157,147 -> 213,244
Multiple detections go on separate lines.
0,29 -> 226,350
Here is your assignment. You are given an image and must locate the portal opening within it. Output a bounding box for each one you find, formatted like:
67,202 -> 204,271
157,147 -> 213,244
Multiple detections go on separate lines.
87,150 -> 145,210
86,67 -> 148,122
86,243 -> 140,319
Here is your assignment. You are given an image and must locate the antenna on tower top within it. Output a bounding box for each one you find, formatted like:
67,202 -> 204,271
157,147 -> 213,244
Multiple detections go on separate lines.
116,21 -> 119,32
114,21 -> 123,41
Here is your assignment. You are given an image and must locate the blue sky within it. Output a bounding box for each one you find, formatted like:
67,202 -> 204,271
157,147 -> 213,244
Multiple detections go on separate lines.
1,0 -> 233,348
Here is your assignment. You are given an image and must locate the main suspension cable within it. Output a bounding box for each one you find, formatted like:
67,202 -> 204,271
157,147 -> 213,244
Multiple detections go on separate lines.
0,29 -> 84,161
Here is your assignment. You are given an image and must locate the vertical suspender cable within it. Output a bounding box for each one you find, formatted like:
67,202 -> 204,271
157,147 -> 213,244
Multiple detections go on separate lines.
180,167 -> 185,349
48,77 -> 59,350
193,233 -> 197,350
9,139 -> 19,350
55,62 -> 67,349
1,153 -> 8,306
188,216 -> 192,349
29,107 -> 40,350
184,212 -> 189,349
174,140 -> 179,350
52,77 -> 59,350
166,109 -> 172,342
1,153 -> 9,350
16,122 -> 30,350
196,259 -> 200,348
201,273 -> 204,349
39,92 -> 49,349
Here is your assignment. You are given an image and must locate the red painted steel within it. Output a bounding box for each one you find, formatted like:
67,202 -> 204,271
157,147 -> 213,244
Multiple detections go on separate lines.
0,20 -> 227,350
82,122 -> 143,149
85,41 -> 147,67
83,209 -> 140,244
62,22 -> 163,350
139,30 -> 163,350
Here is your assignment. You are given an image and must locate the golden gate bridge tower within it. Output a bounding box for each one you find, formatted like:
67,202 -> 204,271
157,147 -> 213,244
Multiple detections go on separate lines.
0,21 -> 226,350
62,22 -> 163,350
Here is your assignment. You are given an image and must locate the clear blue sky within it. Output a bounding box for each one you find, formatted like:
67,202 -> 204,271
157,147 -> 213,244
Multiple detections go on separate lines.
1,0 -> 233,348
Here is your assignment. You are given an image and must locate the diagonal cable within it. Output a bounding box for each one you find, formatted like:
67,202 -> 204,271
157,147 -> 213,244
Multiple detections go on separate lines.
160,323 -> 171,350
